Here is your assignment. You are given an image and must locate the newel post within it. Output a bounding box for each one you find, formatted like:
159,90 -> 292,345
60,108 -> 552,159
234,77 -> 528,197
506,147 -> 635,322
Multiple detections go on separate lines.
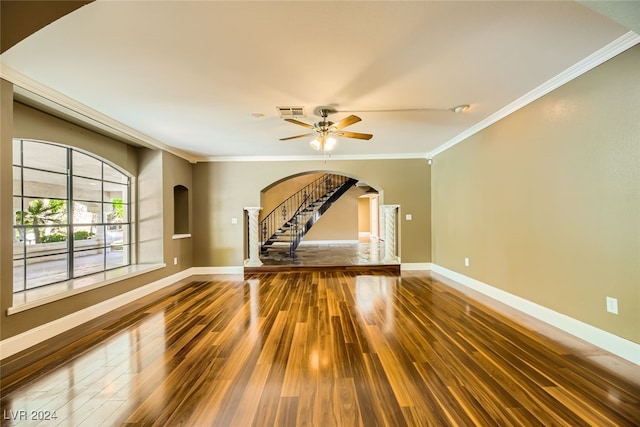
381,204 -> 400,263
244,207 -> 263,267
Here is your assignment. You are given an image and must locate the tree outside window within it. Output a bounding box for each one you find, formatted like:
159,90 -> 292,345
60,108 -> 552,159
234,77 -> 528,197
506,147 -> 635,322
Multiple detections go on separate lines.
15,198 -> 67,243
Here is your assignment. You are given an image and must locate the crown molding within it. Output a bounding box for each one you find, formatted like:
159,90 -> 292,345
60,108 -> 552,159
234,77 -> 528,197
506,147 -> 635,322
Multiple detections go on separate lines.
0,64 -> 198,163
198,152 -> 429,163
428,31 -> 640,159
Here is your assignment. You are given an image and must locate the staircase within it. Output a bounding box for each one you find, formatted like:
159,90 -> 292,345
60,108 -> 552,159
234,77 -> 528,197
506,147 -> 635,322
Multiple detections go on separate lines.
260,174 -> 358,257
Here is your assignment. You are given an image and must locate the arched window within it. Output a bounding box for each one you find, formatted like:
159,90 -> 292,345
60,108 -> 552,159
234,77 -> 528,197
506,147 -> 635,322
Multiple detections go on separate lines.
12,139 -> 131,292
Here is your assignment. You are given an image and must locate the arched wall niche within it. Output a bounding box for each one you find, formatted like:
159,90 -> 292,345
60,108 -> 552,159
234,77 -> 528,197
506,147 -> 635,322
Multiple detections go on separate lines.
173,184 -> 190,236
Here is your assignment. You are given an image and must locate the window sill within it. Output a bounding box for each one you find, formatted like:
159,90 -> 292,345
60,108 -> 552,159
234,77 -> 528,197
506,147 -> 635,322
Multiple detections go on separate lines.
172,234 -> 191,240
8,263 -> 166,315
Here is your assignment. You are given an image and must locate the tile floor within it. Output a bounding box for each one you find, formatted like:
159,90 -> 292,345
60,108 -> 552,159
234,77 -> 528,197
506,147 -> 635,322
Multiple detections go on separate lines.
259,240 -> 393,266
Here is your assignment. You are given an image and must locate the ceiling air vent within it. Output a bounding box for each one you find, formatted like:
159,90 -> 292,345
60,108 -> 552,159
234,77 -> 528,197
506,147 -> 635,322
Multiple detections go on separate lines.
276,106 -> 305,118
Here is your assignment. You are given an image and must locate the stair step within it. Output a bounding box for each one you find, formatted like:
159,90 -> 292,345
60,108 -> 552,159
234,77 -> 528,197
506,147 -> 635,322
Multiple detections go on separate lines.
261,245 -> 290,251
272,233 -> 293,238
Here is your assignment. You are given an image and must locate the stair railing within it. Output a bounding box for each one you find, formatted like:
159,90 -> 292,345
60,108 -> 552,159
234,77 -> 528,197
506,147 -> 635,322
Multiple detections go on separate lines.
259,174 -> 344,251
287,176 -> 355,254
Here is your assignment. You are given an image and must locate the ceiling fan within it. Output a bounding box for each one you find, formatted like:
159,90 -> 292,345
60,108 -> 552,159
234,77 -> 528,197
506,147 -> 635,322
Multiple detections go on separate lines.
280,108 -> 373,152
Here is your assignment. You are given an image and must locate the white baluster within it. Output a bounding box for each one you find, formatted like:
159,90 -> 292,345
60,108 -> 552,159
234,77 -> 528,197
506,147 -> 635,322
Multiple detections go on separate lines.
244,207 -> 263,267
381,205 -> 400,263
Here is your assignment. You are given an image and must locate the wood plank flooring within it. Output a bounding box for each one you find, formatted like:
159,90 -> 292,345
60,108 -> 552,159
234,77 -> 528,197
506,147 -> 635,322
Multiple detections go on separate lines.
1,270 -> 639,426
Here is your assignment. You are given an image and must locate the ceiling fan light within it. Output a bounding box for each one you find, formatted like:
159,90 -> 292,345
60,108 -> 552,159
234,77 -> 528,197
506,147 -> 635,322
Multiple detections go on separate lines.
310,138 -> 322,150
324,136 -> 337,151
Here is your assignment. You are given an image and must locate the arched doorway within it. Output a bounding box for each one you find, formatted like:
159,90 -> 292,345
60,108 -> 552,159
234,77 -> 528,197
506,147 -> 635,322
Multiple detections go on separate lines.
256,171 -> 389,267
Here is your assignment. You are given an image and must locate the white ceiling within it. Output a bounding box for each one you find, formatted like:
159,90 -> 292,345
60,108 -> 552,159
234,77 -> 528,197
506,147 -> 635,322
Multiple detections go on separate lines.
1,0 -> 637,162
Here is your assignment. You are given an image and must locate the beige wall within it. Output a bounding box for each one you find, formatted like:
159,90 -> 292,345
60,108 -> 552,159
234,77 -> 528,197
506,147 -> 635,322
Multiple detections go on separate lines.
162,151 -> 194,271
13,102 -> 139,175
431,46 -> 640,343
1,98 -> 194,339
136,149 -> 193,271
259,172 -> 323,222
192,158 -> 431,266
358,197 -> 371,233
303,186 -> 365,241
0,80 -> 14,339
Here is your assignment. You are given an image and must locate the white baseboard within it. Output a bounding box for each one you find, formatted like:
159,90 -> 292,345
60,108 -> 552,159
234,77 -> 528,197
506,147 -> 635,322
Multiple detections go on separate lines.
0,268 -> 193,360
190,266 -> 244,275
401,263 -> 433,271
431,264 -> 640,366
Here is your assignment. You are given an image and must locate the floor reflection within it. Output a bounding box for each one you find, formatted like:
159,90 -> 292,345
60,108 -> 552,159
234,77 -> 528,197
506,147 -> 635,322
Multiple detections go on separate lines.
260,241 -> 387,266
1,311 -> 167,426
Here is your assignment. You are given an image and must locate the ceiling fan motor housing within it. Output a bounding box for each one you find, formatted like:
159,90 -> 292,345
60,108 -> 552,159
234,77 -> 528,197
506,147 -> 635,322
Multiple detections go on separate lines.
315,120 -> 334,132
314,106 -> 338,117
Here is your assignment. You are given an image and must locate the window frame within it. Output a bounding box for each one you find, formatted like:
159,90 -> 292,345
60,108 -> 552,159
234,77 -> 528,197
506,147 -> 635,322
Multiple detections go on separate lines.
12,139 -> 133,293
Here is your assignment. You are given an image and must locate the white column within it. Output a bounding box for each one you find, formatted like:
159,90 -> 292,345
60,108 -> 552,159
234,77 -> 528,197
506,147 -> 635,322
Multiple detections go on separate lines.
381,204 -> 400,263
244,207 -> 263,267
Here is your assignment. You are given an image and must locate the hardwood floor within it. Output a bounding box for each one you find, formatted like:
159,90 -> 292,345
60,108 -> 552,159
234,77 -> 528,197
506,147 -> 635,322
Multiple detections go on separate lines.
1,270 -> 639,426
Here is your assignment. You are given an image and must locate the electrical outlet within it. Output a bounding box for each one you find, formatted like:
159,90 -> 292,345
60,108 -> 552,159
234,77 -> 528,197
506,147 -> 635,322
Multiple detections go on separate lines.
231,217 -> 238,224
405,214 -> 412,221
173,257 -> 178,265
464,257 -> 470,267
606,297 -> 618,314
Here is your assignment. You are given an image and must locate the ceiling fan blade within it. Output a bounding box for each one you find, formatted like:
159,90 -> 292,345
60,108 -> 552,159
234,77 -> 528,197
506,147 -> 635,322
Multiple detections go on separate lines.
280,133 -> 315,141
333,115 -> 361,130
337,131 -> 373,140
284,118 -> 315,129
